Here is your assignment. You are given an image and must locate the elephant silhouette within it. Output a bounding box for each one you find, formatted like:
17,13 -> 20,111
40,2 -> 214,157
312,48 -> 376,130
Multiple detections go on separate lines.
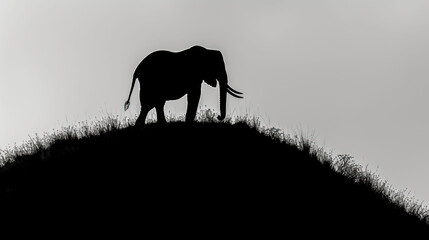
124,45 -> 243,125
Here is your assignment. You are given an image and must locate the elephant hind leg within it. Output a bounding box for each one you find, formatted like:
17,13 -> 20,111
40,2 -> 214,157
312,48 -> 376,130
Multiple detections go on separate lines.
135,105 -> 152,126
155,102 -> 166,124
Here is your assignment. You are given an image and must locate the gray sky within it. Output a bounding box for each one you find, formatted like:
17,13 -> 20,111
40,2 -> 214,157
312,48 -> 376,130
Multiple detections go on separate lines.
1,0 -> 429,205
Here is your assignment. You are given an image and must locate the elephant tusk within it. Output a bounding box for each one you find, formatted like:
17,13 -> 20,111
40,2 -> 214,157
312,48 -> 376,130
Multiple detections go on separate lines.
227,85 -> 243,95
227,88 -> 243,98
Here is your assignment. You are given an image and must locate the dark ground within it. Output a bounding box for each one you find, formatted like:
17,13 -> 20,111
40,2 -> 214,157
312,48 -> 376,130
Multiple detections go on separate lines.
1,121 -> 428,236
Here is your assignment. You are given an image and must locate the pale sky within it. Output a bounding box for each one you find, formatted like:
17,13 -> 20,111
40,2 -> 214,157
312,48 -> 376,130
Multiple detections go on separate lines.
1,0 -> 428,205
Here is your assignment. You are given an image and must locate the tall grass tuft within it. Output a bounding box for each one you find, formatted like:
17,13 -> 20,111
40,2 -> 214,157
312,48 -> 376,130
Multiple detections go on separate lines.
0,114 -> 134,166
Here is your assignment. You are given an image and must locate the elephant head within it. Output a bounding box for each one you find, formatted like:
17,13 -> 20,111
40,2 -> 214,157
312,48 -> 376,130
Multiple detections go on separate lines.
192,46 -> 243,120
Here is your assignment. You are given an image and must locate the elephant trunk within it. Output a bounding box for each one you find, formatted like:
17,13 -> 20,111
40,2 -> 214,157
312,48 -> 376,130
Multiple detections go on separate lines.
215,50 -> 230,121
218,83 -> 227,121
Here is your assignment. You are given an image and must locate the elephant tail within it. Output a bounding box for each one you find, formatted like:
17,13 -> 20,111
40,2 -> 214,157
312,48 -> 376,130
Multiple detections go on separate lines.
124,74 -> 138,111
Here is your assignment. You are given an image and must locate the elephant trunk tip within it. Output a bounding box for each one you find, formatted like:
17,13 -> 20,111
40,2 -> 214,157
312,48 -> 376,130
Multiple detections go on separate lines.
217,114 -> 226,121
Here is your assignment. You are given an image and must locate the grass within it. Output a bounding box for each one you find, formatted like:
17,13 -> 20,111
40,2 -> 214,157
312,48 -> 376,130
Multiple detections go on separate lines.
1,110 -> 428,235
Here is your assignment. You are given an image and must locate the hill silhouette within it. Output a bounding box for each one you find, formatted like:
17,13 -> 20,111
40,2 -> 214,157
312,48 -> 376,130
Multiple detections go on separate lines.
1,115 -> 428,236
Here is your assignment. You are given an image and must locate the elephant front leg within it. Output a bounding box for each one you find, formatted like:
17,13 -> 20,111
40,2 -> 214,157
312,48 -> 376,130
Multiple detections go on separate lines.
186,88 -> 201,122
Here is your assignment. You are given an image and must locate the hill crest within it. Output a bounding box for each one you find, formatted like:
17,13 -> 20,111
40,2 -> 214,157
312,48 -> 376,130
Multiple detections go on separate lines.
1,115 -> 428,235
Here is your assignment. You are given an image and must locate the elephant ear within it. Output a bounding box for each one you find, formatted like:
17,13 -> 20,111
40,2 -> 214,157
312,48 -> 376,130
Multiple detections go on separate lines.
204,78 -> 217,87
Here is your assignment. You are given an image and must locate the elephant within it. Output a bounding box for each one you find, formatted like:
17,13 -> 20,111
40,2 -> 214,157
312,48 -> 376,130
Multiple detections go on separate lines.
124,45 -> 243,125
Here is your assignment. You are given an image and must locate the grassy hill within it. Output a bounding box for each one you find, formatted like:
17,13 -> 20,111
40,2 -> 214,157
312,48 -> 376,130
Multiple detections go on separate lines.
1,113 -> 428,236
